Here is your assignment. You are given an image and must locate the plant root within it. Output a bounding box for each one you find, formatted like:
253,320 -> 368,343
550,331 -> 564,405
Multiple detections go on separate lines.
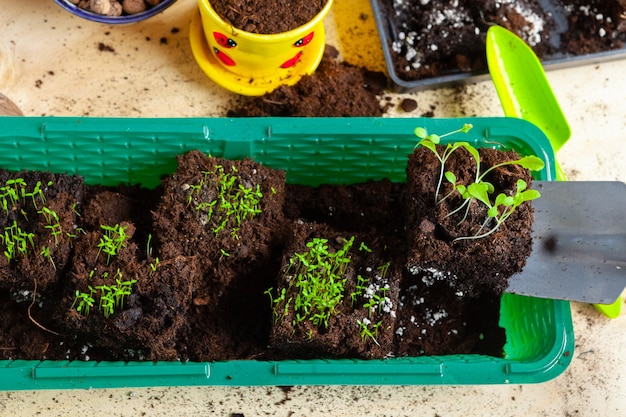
28,279 -> 63,337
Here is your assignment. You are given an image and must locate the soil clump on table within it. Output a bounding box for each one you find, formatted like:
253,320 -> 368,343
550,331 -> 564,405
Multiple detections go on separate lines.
228,46 -> 388,117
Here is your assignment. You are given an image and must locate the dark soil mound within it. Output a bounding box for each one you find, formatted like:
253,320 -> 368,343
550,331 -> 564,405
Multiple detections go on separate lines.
228,47 -> 388,117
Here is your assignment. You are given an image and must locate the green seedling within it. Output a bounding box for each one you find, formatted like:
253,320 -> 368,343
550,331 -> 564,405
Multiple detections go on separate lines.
0,178 -> 25,213
145,234 -> 161,275
358,242 -> 372,253
74,269 -> 137,318
97,224 -> 129,265
97,284 -> 116,318
0,178 -> 50,213
187,165 -> 264,239
66,227 -> 86,240
1,220 -> 35,263
38,207 -> 63,245
414,123 -> 474,203
357,318 -> 381,346
23,181 -> 48,210
415,125 -> 544,241
71,286 -> 96,316
71,202 -> 81,216
96,270 -> 136,318
146,234 -> 154,258
350,275 -> 369,306
455,178 -> 541,241
268,236 -> 354,331
40,246 -> 56,270
149,257 -> 160,275
265,287 -> 292,323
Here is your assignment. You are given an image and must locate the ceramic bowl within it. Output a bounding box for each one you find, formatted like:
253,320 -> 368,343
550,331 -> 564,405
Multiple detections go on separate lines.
53,0 -> 177,24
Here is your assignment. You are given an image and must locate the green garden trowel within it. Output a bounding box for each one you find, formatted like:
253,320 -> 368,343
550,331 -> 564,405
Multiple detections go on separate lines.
486,25 -> 624,316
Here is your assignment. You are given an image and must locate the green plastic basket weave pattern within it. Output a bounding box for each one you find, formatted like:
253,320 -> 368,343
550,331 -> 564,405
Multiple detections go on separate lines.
0,116 -> 573,389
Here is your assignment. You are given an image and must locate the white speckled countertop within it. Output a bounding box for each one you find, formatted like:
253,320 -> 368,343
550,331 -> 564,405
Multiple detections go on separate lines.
1,0 -> 626,415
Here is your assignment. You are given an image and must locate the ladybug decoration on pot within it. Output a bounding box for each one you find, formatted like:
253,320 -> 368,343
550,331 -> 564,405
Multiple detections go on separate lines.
212,31 -> 315,68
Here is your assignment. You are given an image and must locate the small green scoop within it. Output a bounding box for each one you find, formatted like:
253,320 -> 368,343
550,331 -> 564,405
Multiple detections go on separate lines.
486,26 -> 571,153
486,25 -> 622,317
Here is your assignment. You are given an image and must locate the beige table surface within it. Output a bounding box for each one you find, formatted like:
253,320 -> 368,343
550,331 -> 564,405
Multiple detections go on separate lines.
1,0 -> 626,415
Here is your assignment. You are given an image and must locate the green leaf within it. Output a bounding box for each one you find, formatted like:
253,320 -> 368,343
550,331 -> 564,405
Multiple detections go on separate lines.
444,171 -> 456,184
467,182 -> 492,207
418,139 -> 438,153
487,206 -> 499,218
514,156 -> 545,171
520,189 -> 541,202
494,193 -> 510,207
414,127 -> 427,139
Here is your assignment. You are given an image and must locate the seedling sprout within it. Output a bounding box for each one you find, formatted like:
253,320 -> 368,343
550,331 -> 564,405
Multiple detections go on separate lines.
267,236 -> 354,331
97,224 -> 129,265
415,125 -> 545,241
187,165 -> 264,239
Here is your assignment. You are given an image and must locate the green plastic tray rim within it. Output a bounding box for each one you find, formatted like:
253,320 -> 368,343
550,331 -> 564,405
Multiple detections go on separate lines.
0,116 -> 573,389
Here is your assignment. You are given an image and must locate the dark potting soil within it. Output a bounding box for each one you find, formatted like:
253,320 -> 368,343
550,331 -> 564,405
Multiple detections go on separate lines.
228,46 -> 388,117
211,0 -> 327,34
0,144 -> 532,362
380,0 -> 626,82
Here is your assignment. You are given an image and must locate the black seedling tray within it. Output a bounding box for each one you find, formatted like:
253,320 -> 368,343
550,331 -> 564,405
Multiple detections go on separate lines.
370,0 -> 626,92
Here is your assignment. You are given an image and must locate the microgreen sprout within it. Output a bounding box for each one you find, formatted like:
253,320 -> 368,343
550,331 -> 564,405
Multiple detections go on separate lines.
146,233 -> 154,258
0,178 -> 25,213
73,269 -> 136,318
0,178 -> 50,214
358,242 -> 372,252
71,202 -> 81,216
1,220 -> 35,263
149,257 -> 160,275
97,284 -> 115,318
40,246 -> 56,270
187,165 -> 264,239
23,181 -> 47,210
351,275 -> 369,306
357,318 -> 381,346
38,207 -> 63,245
97,224 -> 129,265
268,236 -> 354,332
71,286 -> 96,316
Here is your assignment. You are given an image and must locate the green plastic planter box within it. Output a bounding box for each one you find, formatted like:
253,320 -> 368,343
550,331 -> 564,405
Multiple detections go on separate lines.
0,116 -> 573,389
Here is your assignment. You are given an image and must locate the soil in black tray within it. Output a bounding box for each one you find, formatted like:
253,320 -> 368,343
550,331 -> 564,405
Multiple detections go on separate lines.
1,143 -> 538,361
380,0 -> 626,82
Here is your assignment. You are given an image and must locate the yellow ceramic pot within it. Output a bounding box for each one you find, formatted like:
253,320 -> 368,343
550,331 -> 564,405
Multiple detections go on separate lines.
190,0 -> 333,96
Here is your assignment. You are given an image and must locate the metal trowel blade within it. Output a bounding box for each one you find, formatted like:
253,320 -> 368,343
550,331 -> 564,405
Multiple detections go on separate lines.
505,181 -> 626,304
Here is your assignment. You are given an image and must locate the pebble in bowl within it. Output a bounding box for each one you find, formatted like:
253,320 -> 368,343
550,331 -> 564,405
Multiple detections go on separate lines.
54,0 -> 177,24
